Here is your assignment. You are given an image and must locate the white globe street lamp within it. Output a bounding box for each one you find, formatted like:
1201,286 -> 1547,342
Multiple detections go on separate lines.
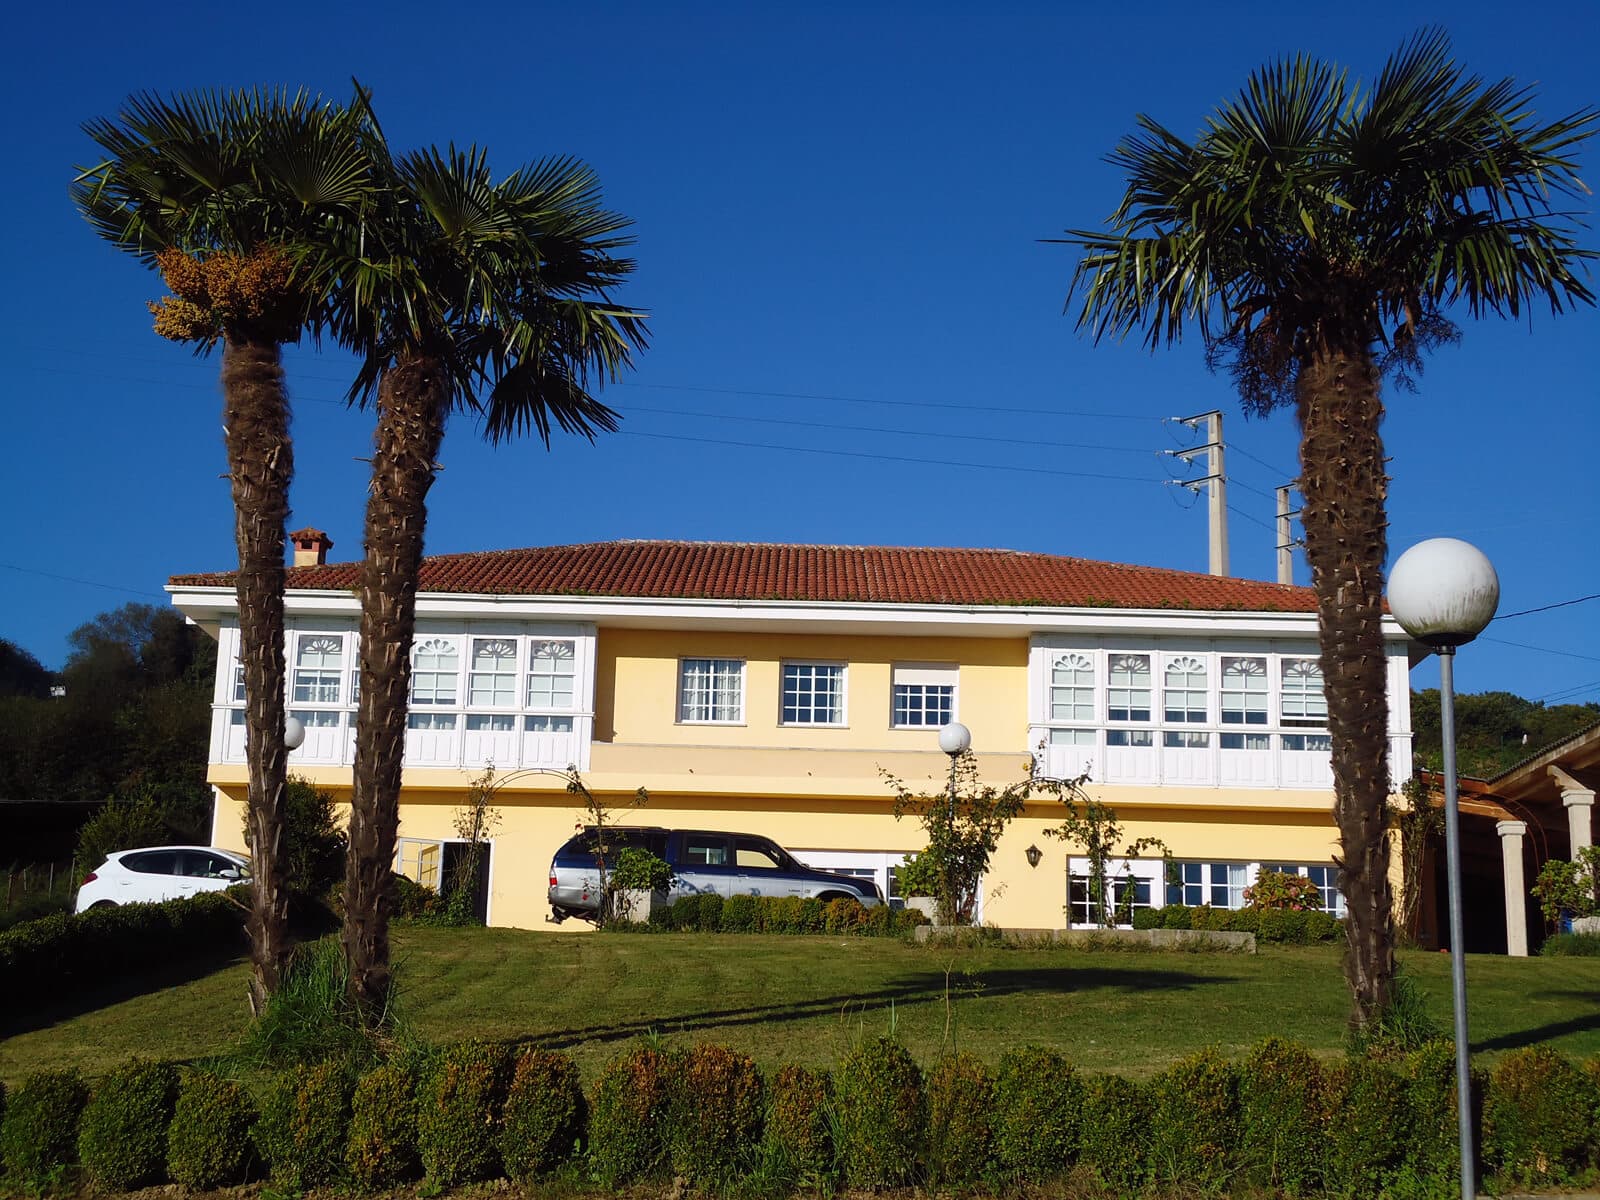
284,715 -> 306,752
938,721 -> 972,823
1388,537 -> 1499,1200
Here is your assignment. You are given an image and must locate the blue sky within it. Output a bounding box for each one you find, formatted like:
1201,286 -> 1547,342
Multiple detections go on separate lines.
2,1 -> 1596,707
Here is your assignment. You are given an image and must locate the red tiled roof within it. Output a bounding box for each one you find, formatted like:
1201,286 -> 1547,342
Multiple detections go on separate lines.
170,540 -> 1320,613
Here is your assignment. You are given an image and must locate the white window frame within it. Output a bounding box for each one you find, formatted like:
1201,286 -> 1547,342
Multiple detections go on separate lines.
291,633 -> 344,706
410,636 -> 462,708
525,639 -> 578,711
678,657 -> 745,724
780,661 -> 847,727
1280,658 -> 1328,729
1106,652 -> 1152,724
467,636 -> 519,709
1049,652 -> 1097,724
890,663 -> 957,729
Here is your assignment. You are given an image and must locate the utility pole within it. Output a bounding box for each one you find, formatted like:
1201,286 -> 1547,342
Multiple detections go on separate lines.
1275,484 -> 1302,585
1164,410 -> 1228,576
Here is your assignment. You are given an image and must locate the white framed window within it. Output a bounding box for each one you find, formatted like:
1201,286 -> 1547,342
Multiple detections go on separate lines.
1049,653 -> 1096,722
525,640 -> 576,709
1220,656 -> 1268,726
407,712 -> 457,730
679,658 -> 744,723
411,637 -> 460,707
1106,654 -> 1151,722
292,635 -> 344,705
1107,729 -> 1153,747
288,709 -> 341,728
525,714 -> 575,733
1281,659 -> 1327,727
891,663 -> 956,728
468,638 -> 518,708
1221,732 -> 1271,750
781,662 -> 845,726
1168,861 -> 1249,909
465,713 -> 516,732
1048,728 -> 1095,747
1163,655 -> 1208,724
1282,732 -> 1333,752
231,663 -> 245,703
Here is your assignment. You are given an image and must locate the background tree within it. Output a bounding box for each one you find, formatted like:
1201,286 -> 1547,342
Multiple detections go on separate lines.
1062,30 -> 1596,1027
1410,688 -> 1600,777
74,90 -> 378,1007
0,640 -> 52,700
321,140 -> 647,1018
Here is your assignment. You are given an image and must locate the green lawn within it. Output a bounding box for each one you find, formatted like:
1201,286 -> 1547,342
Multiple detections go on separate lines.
3,928 -> 1597,1083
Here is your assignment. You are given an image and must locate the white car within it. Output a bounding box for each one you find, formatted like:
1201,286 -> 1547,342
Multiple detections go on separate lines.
75,846 -> 250,912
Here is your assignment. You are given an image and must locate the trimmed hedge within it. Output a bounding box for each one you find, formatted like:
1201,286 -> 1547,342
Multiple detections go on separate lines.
1483,1045 -> 1600,1184
0,890 -> 245,1021
14,1036 -> 1600,1196
255,1060 -> 351,1190
416,1040 -> 512,1188
1133,903 -> 1344,942
644,893 -> 925,936
167,1070 -> 255,1190
0,1069 -> 87,1187
993,1045 -> 1079,1181
666,1043 -> 765,1183
500,1047 -> 585,1181
77,1059 -> 177,1191
763,1064 -> 831,1180
833,1037 -> 925,1187
588,1044 -> 673,1184
346,1058 -> 422,1189
926,1052 -> 995,1184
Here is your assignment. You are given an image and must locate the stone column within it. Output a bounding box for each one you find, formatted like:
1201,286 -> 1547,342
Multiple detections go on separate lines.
1497,819 -> 1529,957
1562,788 -> 1594,859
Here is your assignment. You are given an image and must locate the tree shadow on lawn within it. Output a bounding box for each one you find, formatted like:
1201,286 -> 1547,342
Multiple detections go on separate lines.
1473,992 -> 1600,1053
531,964 -> 1237,1052
0,949 -> 246,1040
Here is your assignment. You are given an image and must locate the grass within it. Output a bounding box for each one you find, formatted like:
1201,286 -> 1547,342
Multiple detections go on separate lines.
3,927 -> 1597,1084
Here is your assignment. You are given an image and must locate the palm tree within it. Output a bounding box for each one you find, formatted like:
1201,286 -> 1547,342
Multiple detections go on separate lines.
1062,30 -> 1595,1026
323,141 -> 647,1018
74,90 -> 378,1008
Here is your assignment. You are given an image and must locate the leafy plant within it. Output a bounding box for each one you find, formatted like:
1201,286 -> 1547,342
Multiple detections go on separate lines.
346,1058 -> 422,1189
77,1059 -> 178,1190
896,850 -> 941,898
1531,846 -> 1600,924
588,1044 -> 673,1184
166,1070 -> 256,1189
1321,1057 -> 1412,1197
253,1060 -> 352,1190
443,766 -> 502,926
416,1040 -> 512,1187
665,1044 -> 765,1184
926,1051 -> 995,1184
234,936 -> 397,1068
1238,1038 -> 1323,1193
832,1036 -> 925,1187
0,1069 -> 87,1188
1077,1073 -> 1148,1191
1483,1046 -> 1600,1184
565,767 -> 650,927
762,1064 -> 831,1183
1245,869 -> 1325,910
1147,1048 -> 1239,1187
499,1048 -> 585,1181
992,1045 -> 1079,1181
1046,786 -> 1168,928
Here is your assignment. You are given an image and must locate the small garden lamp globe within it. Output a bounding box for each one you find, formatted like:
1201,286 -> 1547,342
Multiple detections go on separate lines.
1387,537 -> 1498,1200
938,721 -> 971,821
284,715 -> 306,752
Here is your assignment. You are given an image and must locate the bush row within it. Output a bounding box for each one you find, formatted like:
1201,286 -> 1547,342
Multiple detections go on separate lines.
1131,902 -> 1345,942
0,889 -> 246,1021
5,1039 -> 1599,1193
641,892 -> 926,936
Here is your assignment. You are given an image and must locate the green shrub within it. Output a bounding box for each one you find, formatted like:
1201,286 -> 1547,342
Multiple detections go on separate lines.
1158,903 -> 1192,930
1148,1048 -> 1239,1187
346,1058 -> 422,1189
1256,908 -> 1309,944
763,1064 -> 831,1181
0,1069 -> 87,1187
833,1037 -> 925,1187
1541,932 -> 1600,956
797,896 -> 825,931
1228,906 -> 1262,935
166,1071 -> 256,1189
992,1045 -> 1079,1182
589,1044 -> 673,1184
77,1059 -> 177,1191
1191,903 -> 1229,931
254,1060 -> 351,1190
500,1048 -> 584,1181
1130,906 -> 1161,930
392,871 -> 443,919
1304,909 -> 1344,942
926,1052 -> 995,1185
281,775 -> 348,894
694,892 -> 725,931
1402,1039 -> 1472,1185
611,847 -> 673,894
721,893 -> 759,933
664,1044 -> 764,1183
769,895 -> 811,933
1321,1057 -> 1411,1196
1483,1045 -> 1599,1184
1244,869 -> 1325,910
0,891 -> 244,1021
235,937 -> 382,1069
1078,1073 -> 1148,1191
416,1040 -> 511,1187
823,897 -> 867,935
1239,1038 -> 1323,1194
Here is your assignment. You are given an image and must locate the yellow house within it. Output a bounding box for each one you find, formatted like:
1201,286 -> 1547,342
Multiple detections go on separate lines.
168,537 -> 1416,931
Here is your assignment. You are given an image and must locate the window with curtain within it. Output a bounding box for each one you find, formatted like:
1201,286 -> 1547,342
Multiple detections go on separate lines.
679,658 -> 744,723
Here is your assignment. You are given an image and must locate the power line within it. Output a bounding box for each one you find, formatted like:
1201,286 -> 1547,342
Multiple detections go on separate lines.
1495,593 -> 1600,621
616,430 -> 1162,484
0,562 -> 165,600
1535,678 -> 1600,704
1479,636 -> 1600,664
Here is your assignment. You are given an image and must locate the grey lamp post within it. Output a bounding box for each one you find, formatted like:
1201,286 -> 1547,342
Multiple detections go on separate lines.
1388,537 -> 1500,1200
938,722 -> 971,822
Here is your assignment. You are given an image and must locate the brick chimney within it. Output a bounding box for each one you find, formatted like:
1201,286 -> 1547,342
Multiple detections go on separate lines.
289,527 -> 334,567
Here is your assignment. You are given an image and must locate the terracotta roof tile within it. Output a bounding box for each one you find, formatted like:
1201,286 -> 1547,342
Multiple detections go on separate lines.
170,539 -> 1320,613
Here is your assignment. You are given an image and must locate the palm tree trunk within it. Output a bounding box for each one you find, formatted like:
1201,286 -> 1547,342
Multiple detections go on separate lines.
1296,341 -> 1395,1029
345,352 -> 448,1021
221,335 -> 294,1012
